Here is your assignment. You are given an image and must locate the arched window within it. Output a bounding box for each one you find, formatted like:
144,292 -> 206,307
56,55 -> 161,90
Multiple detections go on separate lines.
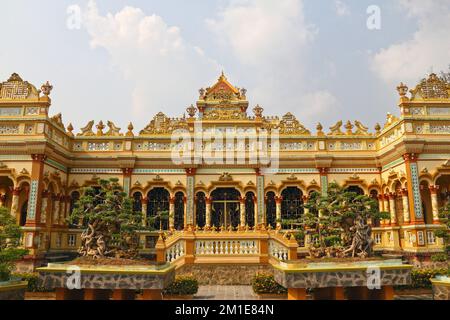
245,192 -> 255,228
345,185 -> 364,195
133,192 -> 143,212
147,188 -> 170,230
195,192 -> 206,228
281,187 -> 303,229
266,192 -> 276,228
174,192 -> 185,230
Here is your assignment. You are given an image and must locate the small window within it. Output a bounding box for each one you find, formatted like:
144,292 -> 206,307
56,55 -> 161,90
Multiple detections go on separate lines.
427,231 -> 435,245
55,234 -> 62,248
68,234 -> 77,247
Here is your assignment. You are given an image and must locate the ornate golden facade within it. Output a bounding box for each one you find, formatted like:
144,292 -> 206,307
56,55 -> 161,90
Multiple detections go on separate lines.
0,72 -> 449,268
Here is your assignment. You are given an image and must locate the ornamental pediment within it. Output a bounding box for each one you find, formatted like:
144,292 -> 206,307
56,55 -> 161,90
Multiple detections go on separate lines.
408,73 -> 450,100
0,73 -> 41,100
199,72 -> 245,102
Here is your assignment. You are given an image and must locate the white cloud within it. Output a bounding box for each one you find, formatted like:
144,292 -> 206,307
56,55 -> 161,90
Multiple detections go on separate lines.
83,0 -> 220,119
371,0 -> 450,86
206,0 -> 335,126
334,0 -> 350,17
298,91 -> 338,123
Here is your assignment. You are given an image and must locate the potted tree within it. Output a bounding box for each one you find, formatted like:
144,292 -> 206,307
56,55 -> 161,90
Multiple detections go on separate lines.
68,178 -> 145,261
162,275 -> 199,300
0,207 -> 28,300
296,184 -> 390,259
432,203 -> 449,263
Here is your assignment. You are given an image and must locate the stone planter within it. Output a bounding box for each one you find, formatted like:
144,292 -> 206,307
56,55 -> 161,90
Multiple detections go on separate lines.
37,263 -> 175,300
431,276 -> 450,300
163,294 -> 194,300
273,259 -> 413,300
0,280 -> 28,300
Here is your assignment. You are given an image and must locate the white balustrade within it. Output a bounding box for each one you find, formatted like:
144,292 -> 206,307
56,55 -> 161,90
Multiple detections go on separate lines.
166,240 -> 185,263
195,240 -> 259,255
268,240 -> 288,261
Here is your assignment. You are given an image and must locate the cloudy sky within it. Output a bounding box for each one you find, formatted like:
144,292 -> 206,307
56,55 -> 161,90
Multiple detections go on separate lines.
1,0 -> 449,133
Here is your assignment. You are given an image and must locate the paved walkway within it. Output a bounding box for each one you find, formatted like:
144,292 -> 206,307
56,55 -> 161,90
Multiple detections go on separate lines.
194,286 -> 260,300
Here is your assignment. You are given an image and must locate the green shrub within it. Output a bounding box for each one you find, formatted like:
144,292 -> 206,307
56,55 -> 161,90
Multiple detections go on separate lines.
0,207 -> 28,282
163,276 -> 199,296
400,268 -> 449,290
251,273 -> 287,295
431,253 -> 448,262
12,272 -> 49,292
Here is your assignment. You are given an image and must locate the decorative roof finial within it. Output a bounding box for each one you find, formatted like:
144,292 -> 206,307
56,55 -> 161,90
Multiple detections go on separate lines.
396,82 -> 409,98
126,122 -> 134,137
186,104 -> 197,118
316,123 -> 324,136
96,121 -> 105,136
41,81 -> 53,96
253,104 -> 264,118
374,123 -> 381,135
67,123 -> 74,137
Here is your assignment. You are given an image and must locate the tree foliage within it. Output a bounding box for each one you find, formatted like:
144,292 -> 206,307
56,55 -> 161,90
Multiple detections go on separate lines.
292,183 -> 390,258
0,207 -> 28,281
68,178 -> 144,259
434,203 -> 450,256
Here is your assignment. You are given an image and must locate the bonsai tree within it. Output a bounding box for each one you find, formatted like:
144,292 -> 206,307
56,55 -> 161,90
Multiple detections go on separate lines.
433,203 -> 450,261
0,207 -> 28,281
68,178 -> 144,259
300,183 -> 390,259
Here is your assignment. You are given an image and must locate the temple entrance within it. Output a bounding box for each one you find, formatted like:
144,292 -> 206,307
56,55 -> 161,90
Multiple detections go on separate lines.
211,188 -> 240,228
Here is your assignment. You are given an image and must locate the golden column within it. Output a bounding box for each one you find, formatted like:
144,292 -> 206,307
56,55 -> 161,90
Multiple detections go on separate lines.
403,153 -> 424,224
169,196 -> 175,230
10,187 -> 21,219
141,197 -> 148,227
205,196 -> 212,229
239,196 -> 246,228
24,154 -> 47,252
275,196 -> 282,229
302,195 -> 309,214
429,185 -> 440,224
382,193 -> 390,225
401,189 -> 410,224
388,192 -> 397,225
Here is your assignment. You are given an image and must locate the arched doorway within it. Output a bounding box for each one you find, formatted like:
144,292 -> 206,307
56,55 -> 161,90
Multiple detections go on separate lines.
281,187 -> 303,229
419,181 -> 433,224
436,175 -> 450,207
132,192 -> 142,212
0,176 -> 14,210
147,188 -> 170,230
195,192 -> 206,228
210,188 -> 240,228
174,192 -> 185,230
20,201 -> 28,226
265,192 -> 276,228
245,192 -> 255,228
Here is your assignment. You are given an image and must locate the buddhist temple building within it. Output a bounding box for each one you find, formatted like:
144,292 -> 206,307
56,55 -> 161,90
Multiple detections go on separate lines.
0,72 -> 449,269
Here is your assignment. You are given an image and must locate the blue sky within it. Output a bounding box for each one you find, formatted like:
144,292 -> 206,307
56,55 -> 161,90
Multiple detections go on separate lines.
1,0 -> 449,133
